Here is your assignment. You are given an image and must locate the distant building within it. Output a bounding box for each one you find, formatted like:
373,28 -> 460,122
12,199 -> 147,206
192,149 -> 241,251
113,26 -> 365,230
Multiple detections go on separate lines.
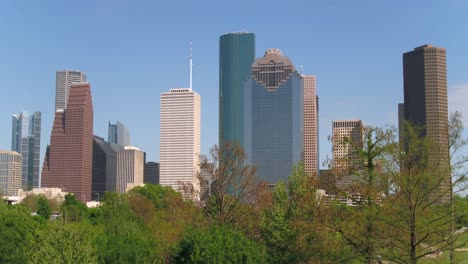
11,111 -> 41,190
116,146 -> 144,193
243,49 -> 303,185
144,162 -> 159,185
219,32 -> 255,148
0,150 -> 22,196
332,120 -> 363,175
42,82 -> 93,202
92,136 -> 117,200
55,70 -> 87,111
303,75 -> 319,177
160,88 -> 200,194
108,121 -> 130,146
402,45 -> 450,202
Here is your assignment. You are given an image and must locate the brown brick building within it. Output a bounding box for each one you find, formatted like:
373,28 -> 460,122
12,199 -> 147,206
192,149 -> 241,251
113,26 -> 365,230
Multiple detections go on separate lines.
42,82 -> 93,202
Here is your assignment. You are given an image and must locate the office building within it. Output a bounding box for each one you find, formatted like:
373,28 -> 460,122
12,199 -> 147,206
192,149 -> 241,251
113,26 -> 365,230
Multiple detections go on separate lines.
243,49 -> 304,185
42,82 -> 94,202
11,111 -> 41,190
0,150 -> 22,196
55,70 -> 87,111
144,162 -> 160,185
219,32 -> 255,147
108,121 -> 130,146
402,44 -> 450,202
332,120 -> 363,175
116,146 -> 144,193
303,75 -> 319,177
92,136 -> 117,200
160,88 -> 200,194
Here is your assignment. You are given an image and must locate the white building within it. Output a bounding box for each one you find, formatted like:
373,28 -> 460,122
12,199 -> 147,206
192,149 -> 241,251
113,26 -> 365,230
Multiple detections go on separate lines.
116,146 -> 144,193
160,88 -> 201,196
0,150 -> 22,196
55,70 -> 87,111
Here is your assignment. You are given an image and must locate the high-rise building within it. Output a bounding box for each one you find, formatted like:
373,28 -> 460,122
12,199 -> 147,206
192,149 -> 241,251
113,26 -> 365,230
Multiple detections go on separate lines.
243,49 -> 304,185
92,136 -> 117,200
303,75 -> 319,177
55,70 -> 87,111
11,111 -> 41,190
219,32 -> 255,147
0,150 -> 22,196
160,88 -> 200,193
402,44 -> 450,202
332,120 -> 363,175
116,146 -> 144,193
108,121 -> 130,146
144,162 -> 160,185
42,82 -> 94,202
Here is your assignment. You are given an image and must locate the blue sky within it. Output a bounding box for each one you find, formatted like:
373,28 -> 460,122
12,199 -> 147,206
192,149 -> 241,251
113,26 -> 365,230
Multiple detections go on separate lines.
1,0 -> 468,166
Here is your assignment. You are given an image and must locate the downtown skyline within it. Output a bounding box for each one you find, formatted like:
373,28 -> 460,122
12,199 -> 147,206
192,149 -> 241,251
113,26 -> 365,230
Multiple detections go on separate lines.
2,1 -> 468,167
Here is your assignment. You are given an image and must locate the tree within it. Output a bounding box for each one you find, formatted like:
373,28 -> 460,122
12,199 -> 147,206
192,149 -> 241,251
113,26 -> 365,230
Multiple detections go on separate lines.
199,143 -> 257,225
60,193 -> 87,222
36,195 -> 51,220
328,126 -> 394,264
381,123 -> 454,263
174,225 -> 266,264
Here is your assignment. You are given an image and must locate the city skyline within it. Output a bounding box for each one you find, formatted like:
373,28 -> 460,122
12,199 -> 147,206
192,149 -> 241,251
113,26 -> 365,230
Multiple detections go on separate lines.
2,1 -> 468,167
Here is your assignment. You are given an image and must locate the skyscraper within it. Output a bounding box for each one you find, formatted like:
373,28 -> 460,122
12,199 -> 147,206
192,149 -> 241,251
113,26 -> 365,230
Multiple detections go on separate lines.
402,44 -> 450,202
332,120 -> 363,175
92,136 -> 117,200
11,111 -> 41,190
144,162 -> 160,185
0,150 -> 22,196
219,32 -> 255,147
55,70 -> 87,111
116,146 -> 144,193
42,82 -> 94,202
160,88 -> 200,194
303,75 -> 319,177
108,121 -> 130,146
243,49 -> 304,185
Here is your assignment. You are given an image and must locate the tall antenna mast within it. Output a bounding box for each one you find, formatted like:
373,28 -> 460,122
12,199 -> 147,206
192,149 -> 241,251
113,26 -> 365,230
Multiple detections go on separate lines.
189,40 -> 193,90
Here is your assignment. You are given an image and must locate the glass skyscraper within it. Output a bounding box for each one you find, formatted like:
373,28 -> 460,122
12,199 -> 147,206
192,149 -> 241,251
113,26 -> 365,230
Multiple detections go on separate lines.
219,32 -> 255,147
108,121 -> 130,146
243,49 -> 304,185
11,111 -> 41,190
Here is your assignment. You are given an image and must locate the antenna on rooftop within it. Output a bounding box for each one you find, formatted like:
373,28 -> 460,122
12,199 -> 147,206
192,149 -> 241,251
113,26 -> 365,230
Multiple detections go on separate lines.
189,41 -> 193,91
300,65 -> 304,75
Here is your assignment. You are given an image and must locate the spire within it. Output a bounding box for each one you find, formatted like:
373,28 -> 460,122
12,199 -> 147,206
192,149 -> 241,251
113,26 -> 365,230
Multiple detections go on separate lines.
189,41 -> 193,91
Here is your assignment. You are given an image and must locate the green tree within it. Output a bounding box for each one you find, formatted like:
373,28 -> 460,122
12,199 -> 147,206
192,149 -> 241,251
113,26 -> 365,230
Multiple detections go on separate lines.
174,225 -> 266,264
36,195 -> 51,220
60,193 -> 87,222
27,222 -> 98,264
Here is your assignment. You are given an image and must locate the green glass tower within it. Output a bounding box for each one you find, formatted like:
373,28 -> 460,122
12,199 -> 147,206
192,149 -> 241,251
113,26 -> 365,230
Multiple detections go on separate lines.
219,32 -> 255,147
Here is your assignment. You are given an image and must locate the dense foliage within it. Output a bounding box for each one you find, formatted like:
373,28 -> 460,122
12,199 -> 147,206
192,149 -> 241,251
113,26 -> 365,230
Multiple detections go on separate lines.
1,115 -> 468,263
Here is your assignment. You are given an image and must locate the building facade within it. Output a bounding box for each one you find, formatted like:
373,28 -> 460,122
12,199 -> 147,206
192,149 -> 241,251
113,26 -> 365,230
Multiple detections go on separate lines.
160,88 -> 200,193
303,75 -> 319,177
332,120 -> 363,175
116,146 -> 144,193
55,70 -> 87,111
108,121 -> 130,146
0,150 -> 22,196
92,136 -> 117,200
144,162 -> 160,185
42,82 -> 94,202
402,44 -> 450,202
219,32 -> 255,148
11,111 -> 41,190
243,49 -> 304,185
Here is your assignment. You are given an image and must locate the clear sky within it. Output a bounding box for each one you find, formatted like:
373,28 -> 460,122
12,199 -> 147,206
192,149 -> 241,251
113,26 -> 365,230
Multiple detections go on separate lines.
1,0 -> 468,167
